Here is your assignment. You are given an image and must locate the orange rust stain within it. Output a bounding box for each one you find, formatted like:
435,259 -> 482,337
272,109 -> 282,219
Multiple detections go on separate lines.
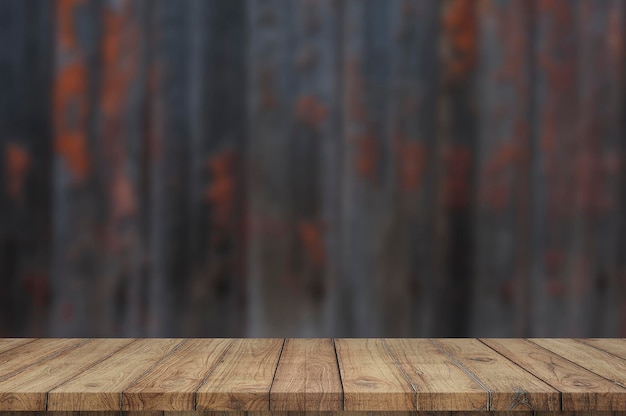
295,95 -> 328,127
4,143 -> 31,201
54,58 -> 90,184
442,0 -> 477,83
479,142 -> 526,212
297,221 -> 325,267
607,1 -> 623,60
442,144 -> 471,209
54,61 -> 87,117
205,149 -> 238,231
56,0 -> 85,51
101,3 -> 139,119
393,136 -> 426,193
55,133 -> 90,182
110,174 -> 137,221
353,131 -> 378,180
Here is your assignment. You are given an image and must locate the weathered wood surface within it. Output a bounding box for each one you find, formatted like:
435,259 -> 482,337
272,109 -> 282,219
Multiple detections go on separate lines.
0,338 -> 625,412
1,0 -> 626,338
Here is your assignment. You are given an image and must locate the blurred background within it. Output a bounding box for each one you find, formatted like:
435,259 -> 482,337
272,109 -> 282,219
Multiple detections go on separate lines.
0,0 -> 624,338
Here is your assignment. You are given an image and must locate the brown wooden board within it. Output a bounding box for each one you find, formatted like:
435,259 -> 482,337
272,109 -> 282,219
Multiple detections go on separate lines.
195,338 -> 284,411
432,338 -> 560,411
0,339 -> 133,410
5,341 -> 626,411
270,338 -> 342,411
481,338 -> 626,410
48,339 -> 183,411
122,338 -> 233,411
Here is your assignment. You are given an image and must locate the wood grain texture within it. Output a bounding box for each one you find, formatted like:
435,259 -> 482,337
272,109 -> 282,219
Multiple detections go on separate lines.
0,339 -> 34,355
270,338 -> 342,411
432,338 -> 560,411
48,339 -> 183,411
0,338 -> 87,381
577,337 -> 626,359
529,338 -> 626,388
4,338 -> 626,412
481,338 -> 626,410
195,338 -> 284,411
383,338 -> 487,411
122,338 -> 233,411
335,338 -> 415,411
0,339 -> 132,410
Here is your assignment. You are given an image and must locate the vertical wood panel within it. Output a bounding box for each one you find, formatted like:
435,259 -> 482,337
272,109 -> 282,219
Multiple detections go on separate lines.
573,0 -> 624,336
146,0 -> 192,336
96,0 -> 145,337
340,0 -> 440,337
247,0 -> 338,336
0,0 -> 53,337
1,0 -> 626,338
50,0 -> 103,336
531,0 -> 579,337
184,0 -> 246,337
433,0 -> 478,336
472,0 -> 532,337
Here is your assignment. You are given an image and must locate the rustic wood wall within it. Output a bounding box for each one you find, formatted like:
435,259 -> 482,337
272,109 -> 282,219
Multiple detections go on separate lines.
0,0 -> 624,337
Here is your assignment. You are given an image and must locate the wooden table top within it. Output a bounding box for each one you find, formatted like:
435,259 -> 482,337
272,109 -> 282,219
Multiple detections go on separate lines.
0,338 -> 625,412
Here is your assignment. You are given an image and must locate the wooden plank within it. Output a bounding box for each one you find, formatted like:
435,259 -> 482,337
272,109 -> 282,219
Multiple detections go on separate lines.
0,339 -> 34,355
50,0 -> 102,337
574,0 -> 625,337
432,0 -> 478,337
482,338 -> 626,410
339,0 -> 441,337
577,338 -> 626,358
0,339 -> 132,410
530,338 -> 626,387
184,0 -> 246,338
433,338 -> 559,411
95,0 -> 145,337
472,0 -> 533,337
335,338 -> 415,411
270,338 -> 342,411
145,0 -> 192,337
383,338 -> 487,410
563,0 -> 625,338
122,338 -> 233,411
247,0 -> 338,337
0,339 -> 87,381
48,338 -> 184,411
195,338 -> 284,411
0,0 -> 53,338
530,0 -> 579,338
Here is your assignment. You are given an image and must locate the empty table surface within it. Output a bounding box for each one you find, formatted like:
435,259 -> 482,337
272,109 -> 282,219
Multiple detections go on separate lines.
0,338 -> 625,412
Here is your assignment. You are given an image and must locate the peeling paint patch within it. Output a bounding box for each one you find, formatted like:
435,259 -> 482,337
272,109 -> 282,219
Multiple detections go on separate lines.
353,131 -> 378,181
442,0 -> 477,83
57,0 -> 85,50
295,95 -> 327,127
442,144 -> 471,209
206,149 -> 238,231
297,220 -> 325,267
4,142 -> 31,201
393,137 -> 426,193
